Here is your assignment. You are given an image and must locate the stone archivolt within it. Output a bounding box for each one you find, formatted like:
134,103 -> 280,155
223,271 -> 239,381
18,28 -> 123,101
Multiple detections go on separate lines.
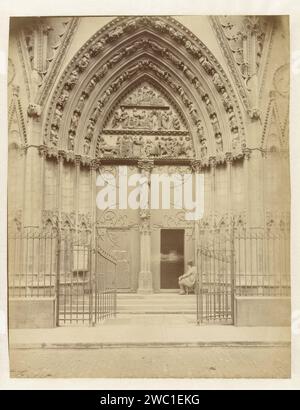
44,16 -> 246,165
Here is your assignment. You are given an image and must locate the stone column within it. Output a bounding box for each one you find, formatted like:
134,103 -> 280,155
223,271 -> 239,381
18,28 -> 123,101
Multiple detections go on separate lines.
137,160 -> 154,294
57,151 -> 64,222
23,110 -> 43,228
191,160 -> 203,264
138,210 -> 153,293
248,149 -> 265,228
209,156 -> 217,222
243,148 -> 251,227
90,159 -> 99,247
74,155 -> 81,228
226,152 -> 233,217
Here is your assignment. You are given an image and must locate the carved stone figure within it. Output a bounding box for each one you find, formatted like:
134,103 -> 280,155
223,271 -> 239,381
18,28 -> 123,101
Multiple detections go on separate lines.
212,70 -> 225,92
57,89 -> 70,108
68,131 -> 75,150
83,140 -> 91,155
161,110 -> 172,130
110,51 -> 125,65
85,119 -> 95,142
232,130 -> 241,150
85,76 -> 98,96
112,107 -> 129,129
125,19 -> 138,32
165,50 -> 181,68
168,27 -> 184,42
120,135 -> 133,158
52,107 -> 63,127
153,20 -> 167,32
65,69 -> 79,89
188,102 -> 198,122
185,40 -> 201,57
77,53 -> 90,72
211,113 -> 221,135
27,103 -> 41,118
70,112 -> 80,132
124,40 -> 143,55
99,137 -> 119,157
173,115 -> 181,130
150,111 -> 159,131
148,40 -> 166,55
215,133 -> 223,152
176,137 -> 188,157
146,138 -> 161,157
89,39 -> 105,57
176,85 -> 189,105
126,63 -> 143,78
91,101 -> 103,121
133,136 -> 143,157
50,126 -> 58,146
107,26 -> 124,41
221,90 -> 233,112
199,56 -> 214,74
75,94 -> 86,114
229,113 -> 239,132
200,138 -> 208,158
180,62 -> 196,83
202,94 -> 215,117
196,120 -> 204,140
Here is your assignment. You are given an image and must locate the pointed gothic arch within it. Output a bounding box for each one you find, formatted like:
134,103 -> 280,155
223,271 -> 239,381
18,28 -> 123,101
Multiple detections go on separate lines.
43,16 -> 247,165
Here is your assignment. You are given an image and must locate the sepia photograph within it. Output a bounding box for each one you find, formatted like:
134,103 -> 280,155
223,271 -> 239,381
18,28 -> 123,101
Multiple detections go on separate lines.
6,13 -> 292,380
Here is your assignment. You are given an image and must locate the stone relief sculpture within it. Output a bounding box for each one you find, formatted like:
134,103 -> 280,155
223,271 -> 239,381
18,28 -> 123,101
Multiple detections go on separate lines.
44,17 -> 245,162
105,82 -> 187,133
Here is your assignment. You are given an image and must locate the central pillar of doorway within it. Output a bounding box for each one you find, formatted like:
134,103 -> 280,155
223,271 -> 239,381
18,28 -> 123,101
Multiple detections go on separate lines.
137,160 -> 154,294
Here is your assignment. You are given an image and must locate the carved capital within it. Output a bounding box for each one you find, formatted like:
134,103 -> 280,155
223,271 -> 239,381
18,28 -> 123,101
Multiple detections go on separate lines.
225,152 -> 233,164
38,144 -> 47,158
191,160 -> 203,173
91,159 -> 101,170
243,148 -> 251,160
75,154 -> 81,167
209,156 -> 217,168
58,149 -> 65,164
137,160 -> 155,172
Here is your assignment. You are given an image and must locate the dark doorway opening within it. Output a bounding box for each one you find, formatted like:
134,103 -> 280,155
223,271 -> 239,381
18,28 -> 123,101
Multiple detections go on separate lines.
160,229 -> 185,289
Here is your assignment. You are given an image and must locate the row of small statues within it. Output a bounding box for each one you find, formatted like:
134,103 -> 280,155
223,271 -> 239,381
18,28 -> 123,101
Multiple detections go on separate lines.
111,107 -> 182,131
96,135 -> 194,158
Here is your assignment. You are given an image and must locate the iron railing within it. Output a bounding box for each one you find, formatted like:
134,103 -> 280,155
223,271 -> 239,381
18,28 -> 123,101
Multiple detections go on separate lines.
234,228 -> 290,297
8,228 -> 58,297
196,226 -> 290,324
8,227 -> 117,326
197,231 -> 234,324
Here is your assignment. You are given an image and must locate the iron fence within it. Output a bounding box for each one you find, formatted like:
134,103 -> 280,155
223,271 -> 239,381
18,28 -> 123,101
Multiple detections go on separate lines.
8,228 -> 58,297
8,227 -> 117,326
94,242 -> 117,323
197,231 -> 234,324
234,228 -> 290,297
196,226 -> 290,324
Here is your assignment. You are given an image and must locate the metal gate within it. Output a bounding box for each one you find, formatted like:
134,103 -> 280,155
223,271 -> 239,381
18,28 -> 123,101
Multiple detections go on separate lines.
57,232 -> 117,326
7,227 -> 117,326
196,224 -> 290,324
196,232 -> 235,325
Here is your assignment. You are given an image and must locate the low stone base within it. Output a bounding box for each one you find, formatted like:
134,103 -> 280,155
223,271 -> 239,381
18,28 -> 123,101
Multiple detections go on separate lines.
9,297 -> 56,329
235,296 -> 291,327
